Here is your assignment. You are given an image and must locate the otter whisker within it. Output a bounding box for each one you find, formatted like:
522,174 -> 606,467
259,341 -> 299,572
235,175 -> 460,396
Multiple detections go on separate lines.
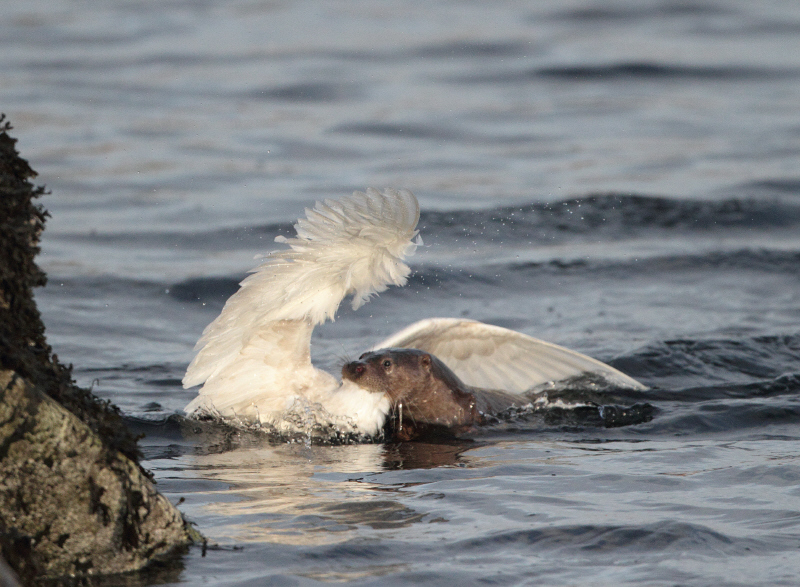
401,398 -> 420,427
335,347 -> 353,368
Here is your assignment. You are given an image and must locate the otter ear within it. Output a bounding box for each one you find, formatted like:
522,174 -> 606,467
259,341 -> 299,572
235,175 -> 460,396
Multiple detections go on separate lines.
420,354 -> 432,371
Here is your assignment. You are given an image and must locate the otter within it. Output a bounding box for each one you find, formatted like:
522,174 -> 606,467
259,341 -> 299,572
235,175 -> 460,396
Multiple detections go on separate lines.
342,348 -> 523,440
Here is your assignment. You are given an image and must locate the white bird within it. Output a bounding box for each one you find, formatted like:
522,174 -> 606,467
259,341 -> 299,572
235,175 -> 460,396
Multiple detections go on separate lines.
183,188 -> 645,436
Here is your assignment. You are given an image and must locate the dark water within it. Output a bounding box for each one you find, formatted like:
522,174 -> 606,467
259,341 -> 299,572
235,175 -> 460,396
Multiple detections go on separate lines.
4,0 -> 800,584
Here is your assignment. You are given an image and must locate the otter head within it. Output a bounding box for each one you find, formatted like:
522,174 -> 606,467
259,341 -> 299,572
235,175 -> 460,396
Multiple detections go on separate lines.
341,348 -> 435,404
342,348 -> 477,437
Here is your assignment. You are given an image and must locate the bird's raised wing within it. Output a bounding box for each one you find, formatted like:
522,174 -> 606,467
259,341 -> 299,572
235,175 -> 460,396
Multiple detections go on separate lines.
183,188 -> 421,417
372,318 -> 646,393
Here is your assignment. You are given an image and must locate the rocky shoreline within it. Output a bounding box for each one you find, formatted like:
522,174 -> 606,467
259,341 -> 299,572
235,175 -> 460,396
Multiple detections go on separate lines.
0,115 -> 198,584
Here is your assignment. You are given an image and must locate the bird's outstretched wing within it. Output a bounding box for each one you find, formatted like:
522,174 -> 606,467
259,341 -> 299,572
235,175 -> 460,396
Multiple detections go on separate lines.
183,188 -> 421,420
372,318 -> 646,393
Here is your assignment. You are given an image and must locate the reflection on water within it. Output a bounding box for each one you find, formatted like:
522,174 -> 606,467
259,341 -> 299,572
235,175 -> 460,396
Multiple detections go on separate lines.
181,435 -> 475,545
297,562 -> 409,583
381,440 -> 478,470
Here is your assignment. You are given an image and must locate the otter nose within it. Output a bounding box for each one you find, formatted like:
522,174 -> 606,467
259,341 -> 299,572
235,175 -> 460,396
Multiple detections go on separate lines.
342,361 -> 368,380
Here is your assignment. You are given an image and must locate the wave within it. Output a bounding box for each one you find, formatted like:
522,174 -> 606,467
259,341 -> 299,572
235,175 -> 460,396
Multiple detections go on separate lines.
534,62 -> 789,81
454,521 -> 766,555
53,223 -> 285,251
250,81 -> 360,103
419,194 -> 800,243
168,276 -> 240,304
547,3 -> 727,22
447,62 -> 794,85
401,248 -> 800,299
613,334 -> 800,390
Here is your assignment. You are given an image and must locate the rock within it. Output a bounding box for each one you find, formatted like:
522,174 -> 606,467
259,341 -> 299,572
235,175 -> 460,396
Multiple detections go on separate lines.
0,371 -> 196,580
0,114 -> 198,582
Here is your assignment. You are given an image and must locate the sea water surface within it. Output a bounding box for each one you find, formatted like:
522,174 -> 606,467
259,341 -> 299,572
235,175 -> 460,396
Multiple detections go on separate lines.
3,0 -> 800,585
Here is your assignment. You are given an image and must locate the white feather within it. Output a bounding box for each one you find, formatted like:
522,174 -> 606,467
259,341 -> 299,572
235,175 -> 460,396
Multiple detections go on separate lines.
372,318 -> 646,394
183,188 -> 420,431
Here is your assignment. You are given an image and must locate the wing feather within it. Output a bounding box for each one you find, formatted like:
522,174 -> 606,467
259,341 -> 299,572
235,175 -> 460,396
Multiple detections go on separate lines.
373,318 -> 646,393
183,188 -> 421,419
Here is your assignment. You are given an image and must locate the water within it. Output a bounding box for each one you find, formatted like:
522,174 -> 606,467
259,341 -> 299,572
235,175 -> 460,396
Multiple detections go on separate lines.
3,0 -> 800,584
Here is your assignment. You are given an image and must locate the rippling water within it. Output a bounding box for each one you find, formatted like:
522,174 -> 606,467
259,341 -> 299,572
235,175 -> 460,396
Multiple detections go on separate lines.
4,0 -> 800,585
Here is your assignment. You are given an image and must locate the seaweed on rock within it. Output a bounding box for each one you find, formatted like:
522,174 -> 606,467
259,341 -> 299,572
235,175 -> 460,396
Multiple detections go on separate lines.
0,114 -> 141,464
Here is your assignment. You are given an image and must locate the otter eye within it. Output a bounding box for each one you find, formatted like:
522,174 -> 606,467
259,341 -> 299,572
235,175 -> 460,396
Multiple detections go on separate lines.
382,359 -> 392,368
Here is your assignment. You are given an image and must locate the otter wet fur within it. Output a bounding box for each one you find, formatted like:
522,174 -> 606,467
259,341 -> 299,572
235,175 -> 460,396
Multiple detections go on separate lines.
342,348 -> 522,441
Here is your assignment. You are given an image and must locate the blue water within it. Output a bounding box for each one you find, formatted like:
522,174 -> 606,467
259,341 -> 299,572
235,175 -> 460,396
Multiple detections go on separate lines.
4,0 -> 800,584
